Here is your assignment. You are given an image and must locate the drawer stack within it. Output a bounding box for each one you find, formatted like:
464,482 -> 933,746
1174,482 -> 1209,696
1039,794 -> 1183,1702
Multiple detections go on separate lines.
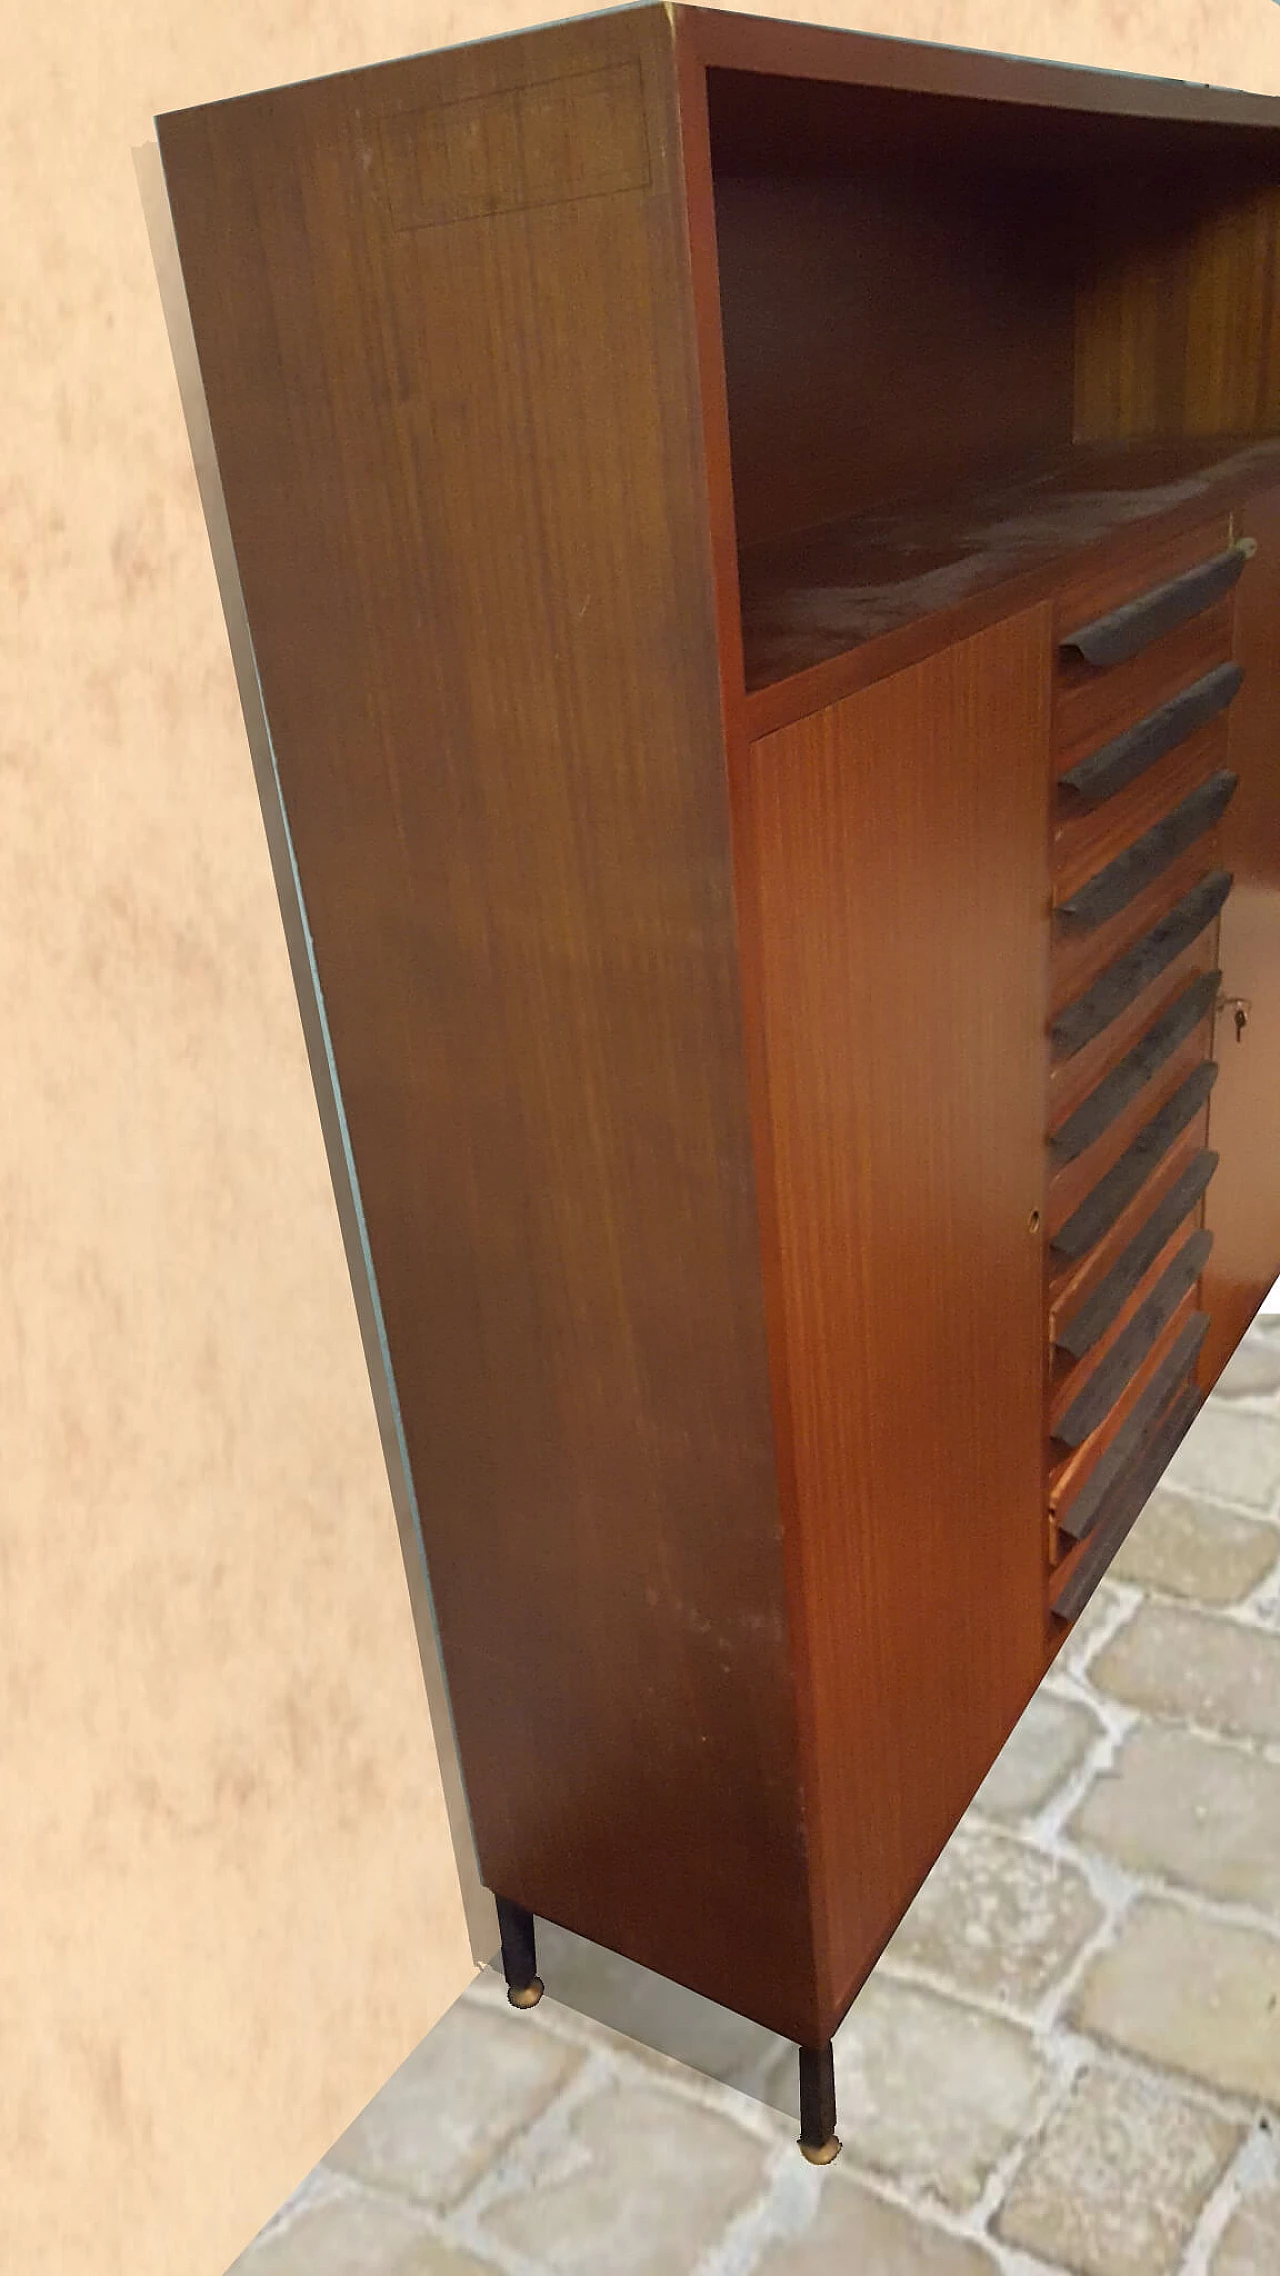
1044,523 -> 1253,1621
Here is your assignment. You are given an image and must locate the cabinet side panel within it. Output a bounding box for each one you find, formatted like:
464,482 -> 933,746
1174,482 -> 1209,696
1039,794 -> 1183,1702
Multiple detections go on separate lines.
157,13 -> 818,2041
743,610 -> 1052,2025
1202,483 -> 1280,1377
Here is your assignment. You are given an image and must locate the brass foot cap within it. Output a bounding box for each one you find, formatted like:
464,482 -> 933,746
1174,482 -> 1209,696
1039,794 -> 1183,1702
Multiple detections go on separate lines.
798,2134 -> 842,2167
508,1976 -> 545,2009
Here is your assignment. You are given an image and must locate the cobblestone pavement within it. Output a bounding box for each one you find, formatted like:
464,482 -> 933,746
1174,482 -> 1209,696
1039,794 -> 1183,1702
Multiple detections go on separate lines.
234,1313 -> 1280,2276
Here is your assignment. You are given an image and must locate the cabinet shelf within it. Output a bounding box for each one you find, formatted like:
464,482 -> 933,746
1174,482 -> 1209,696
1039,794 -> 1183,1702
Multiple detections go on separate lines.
739,436 -> 1280,699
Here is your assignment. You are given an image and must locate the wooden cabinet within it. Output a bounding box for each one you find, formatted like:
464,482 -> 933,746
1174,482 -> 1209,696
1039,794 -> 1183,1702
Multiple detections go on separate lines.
153,5 -> 1280,2163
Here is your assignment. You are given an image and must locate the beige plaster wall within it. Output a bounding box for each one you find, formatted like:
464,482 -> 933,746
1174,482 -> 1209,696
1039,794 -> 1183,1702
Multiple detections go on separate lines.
6,4 -> 1280,2276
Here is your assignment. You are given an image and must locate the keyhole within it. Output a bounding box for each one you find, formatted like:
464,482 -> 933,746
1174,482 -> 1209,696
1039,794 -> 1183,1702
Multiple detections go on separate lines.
1218,993 -> 1253,1042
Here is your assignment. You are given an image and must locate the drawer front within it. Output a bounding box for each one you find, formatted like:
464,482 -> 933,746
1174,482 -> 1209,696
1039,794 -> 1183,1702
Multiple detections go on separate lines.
1051,1227 -> 1213,1448
1053,722 -> 1233,904
1052,1147 -> 1219,1364
1047,934 -> 1220,1127
1060,547 -> 1250,670
1048,1292 -> 1206,1540
1050,844 -> 1232,1020
1046,1026 -> 1216,1240
1054,515 -> 1234,653
1048,974 -> 1217,1171
1057,650 -> 1241,796
1053,1378 -> 1205,1623
1056,612 -> 1239,783
1054,772 -> 1237,932
1042,517 -> 1258,1624
1048,1128 -> 1214,1349
1050,874 -> 1231,1061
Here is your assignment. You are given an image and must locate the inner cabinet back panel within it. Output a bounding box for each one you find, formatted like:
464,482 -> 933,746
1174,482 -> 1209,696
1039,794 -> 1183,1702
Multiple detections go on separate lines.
712,170 -> 1075,550
738,607 -> 1053,2017
1203,482 -> 1280,1376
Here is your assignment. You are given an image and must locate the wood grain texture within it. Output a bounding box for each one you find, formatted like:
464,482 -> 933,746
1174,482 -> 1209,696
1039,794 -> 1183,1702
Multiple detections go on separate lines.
1054,514 -> 1235,637
1055,776 -> 1237,933
671,15 -> 750,757
1049,1283 -> 1205,1523
1054,602 -> 1235,777
1050,1371 -> 1205,1617
1047,936 -> 1221,1127
1048,978 -> 1218,1163
1049,842 -> 1225,1018
1202,483 -> 1280,1378
1077,177 -> 1280,442
1050,1216 -> 1212,1435
158,6 -> 823,2044
1048,1122 -> 1213,1326
1052,1146 -> 1218,1362
1053,720 -> 1232,902
713,170 -> 1074,552
689,13 -> 1280,135
1046,1032 -> 1214,1241
740,610 -> 1052,2030
738,442 -> 1280,727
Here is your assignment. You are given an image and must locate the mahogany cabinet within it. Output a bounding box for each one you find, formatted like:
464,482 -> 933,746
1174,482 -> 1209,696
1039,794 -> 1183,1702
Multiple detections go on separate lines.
154,4 -> 1280,2161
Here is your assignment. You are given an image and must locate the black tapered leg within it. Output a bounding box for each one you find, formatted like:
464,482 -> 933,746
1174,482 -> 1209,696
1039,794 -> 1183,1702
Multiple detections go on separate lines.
797,2041 -> 841,2165
495,1895 -> 544,2009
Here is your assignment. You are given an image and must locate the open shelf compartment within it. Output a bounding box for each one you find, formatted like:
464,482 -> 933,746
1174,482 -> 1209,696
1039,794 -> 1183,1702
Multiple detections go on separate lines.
703,62 -> 1280,697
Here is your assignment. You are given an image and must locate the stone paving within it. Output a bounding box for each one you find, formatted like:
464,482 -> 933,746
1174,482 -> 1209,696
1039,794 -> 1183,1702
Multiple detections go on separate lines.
232,1313 -> 1280,2276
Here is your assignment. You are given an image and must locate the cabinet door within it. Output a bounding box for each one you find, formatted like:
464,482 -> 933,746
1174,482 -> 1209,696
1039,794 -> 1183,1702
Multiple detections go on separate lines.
738,607 -> 1052,2024
1202,486 -> 1280,1380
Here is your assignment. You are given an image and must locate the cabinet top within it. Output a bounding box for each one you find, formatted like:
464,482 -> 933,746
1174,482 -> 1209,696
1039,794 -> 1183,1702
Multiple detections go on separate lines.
673,4 -> 1280,134
156,2 -> 1280,140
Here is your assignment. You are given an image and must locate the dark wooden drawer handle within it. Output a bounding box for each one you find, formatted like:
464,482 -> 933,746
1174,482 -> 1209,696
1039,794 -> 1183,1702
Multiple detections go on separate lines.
1055,1376 -> 1206,1620
1060,665 -> 1244,805
1059,774 -> 1238,933
1052,1060 -> 1219,1262
1056,1313 -> 1210,1543
1052,870 -> 1233,1060
1050,970 -> 1220,1167
1060,544 -> 1252,669
1053,1227 -> 1213,1447
1056,1146 -> 1219,1360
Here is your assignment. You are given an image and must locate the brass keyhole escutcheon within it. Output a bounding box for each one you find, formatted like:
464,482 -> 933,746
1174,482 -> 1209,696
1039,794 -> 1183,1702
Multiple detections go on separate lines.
1027,1209 -> 1042,1234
